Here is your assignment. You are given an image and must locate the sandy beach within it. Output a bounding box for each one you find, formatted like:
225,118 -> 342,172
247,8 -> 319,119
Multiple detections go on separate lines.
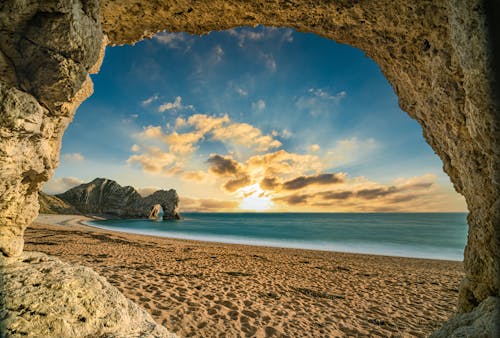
25,215 -> 464,337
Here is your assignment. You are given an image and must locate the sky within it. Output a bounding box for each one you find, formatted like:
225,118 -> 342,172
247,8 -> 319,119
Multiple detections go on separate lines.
43,26 -> 467,212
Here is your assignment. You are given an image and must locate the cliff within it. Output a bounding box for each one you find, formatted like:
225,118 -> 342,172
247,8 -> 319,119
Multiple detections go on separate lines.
38,192 -> 80,215
55,178 -> 181,220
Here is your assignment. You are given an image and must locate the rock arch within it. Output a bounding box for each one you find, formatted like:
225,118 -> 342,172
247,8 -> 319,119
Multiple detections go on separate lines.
0,0 -> 498,325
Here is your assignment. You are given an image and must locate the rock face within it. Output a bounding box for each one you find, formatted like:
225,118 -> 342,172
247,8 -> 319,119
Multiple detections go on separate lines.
144,190 -> 182,220
0,0 -> 106,257
0,0 -> 499,333
38,191 -> 80,215
429,297 -> 500,338
56,178 -> 181,220
0,251 -> 176,337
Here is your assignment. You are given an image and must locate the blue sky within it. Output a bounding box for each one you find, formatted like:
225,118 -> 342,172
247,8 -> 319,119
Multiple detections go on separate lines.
44,26 -> 466,212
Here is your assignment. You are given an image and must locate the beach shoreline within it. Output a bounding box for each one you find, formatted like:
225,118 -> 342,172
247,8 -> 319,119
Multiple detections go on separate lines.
26,214 -> 464,337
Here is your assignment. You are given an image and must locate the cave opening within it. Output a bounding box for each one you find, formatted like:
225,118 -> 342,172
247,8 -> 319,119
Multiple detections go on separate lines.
28,27 -> 472,333
1,1 -> 498,336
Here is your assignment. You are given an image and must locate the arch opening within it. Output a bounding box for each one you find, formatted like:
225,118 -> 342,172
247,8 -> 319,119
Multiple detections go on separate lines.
30,25 -> 467,336
148,204 -> 163,220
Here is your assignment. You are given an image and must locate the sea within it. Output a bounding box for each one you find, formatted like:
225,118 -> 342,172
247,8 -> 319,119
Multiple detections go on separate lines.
88,212 -> 468,261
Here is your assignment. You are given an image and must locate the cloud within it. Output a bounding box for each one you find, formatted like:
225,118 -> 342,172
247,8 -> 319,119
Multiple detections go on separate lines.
259,52 -> 276,72
246,150 -> 324,177
227,26 -> 294,47
281,129 -> 293,139
308,144 -> 320,152
223,175 -> 252,192
131,144 -> 140,152
42,177 -> 83,194
207,154 -> 251,193
273,194 -> 309,205
308,88 -> 347,101
296,88 -> 347,116
184,114 -> 230,134
207,154 -> 244,176
158,96 -> 183,112
325,137 -> 378,166
181,197 -> 239,212
141,95 -> 159,106
209,120 -> 281,153
141,125 -> 164,139
129,114 -> 283,180
181,170 -> 209,182
227,28 -> 266,47
319,191 -> 353,200
260,177 -> 281,191
252,99 -> 266,111
62,153 -> 84,161
136,186 -> 160,197
213,45 -> 224,63
138,114 -> 281,156
356,186 -> 398,199
235,87 -> 248,96
164,131 -> 204,155
282,173 -> 345,190
271,174 -> 444,211
127,146 -> 177,174
154,32 -> 192,50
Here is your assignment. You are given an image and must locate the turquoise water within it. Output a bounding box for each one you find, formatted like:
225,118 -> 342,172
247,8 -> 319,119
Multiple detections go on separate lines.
89,213 -> 468,261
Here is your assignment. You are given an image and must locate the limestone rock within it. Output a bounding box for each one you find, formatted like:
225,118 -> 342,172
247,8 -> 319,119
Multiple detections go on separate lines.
38,191 -> 80,215
144,190 -> 182,220
430,296 -> 500,338
0,251 -> 176,337
0,0 -> 105,257
56,178 -> 181,220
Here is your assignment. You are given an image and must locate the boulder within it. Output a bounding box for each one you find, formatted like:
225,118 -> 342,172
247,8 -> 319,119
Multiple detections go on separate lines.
0,251 -> 176,337
430,296 -> 499,338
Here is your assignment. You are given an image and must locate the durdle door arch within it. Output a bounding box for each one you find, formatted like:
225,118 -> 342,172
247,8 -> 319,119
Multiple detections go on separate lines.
0,0 -> 498,332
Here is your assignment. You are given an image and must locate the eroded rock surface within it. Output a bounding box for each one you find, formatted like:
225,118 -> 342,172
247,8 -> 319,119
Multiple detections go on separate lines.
38,191 -> 80,215
56,178 -> 181,220
430,296 -> 500,338
0,0 -> 105,257
0,251 -> 176,337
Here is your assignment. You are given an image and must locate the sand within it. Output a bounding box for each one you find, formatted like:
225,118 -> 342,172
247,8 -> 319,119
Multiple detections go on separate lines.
25,214 -> 464,337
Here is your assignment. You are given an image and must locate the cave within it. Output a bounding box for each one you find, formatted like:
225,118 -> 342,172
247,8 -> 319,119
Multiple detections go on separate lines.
0,0 -> 498,335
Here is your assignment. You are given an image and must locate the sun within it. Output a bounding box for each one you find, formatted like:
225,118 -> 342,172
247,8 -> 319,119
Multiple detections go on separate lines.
238,184 -> 274,211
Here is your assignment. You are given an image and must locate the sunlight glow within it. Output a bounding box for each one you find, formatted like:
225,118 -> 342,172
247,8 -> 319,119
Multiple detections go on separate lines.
238,184 -> 274,211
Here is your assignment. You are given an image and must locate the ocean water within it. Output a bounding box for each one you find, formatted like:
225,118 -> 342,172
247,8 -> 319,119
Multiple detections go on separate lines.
88,212 -> 468,261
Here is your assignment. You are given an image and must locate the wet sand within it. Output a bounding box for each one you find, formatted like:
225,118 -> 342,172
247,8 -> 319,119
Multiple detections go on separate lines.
25,214 -> 464,337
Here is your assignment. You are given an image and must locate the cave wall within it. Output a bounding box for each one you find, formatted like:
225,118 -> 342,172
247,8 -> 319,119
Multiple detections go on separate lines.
0,0 -> 498,315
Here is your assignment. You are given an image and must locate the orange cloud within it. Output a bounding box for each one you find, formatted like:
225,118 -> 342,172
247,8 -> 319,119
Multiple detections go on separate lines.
181,197 -> 239,211
207,154 -> 244,176
223,175 -> 252,192
282,173 -> 345,190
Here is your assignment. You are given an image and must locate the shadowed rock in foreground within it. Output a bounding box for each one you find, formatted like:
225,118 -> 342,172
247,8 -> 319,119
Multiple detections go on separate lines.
429,296 -> 499,337
0,251 -> 176,338
56,178 -> 181,220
